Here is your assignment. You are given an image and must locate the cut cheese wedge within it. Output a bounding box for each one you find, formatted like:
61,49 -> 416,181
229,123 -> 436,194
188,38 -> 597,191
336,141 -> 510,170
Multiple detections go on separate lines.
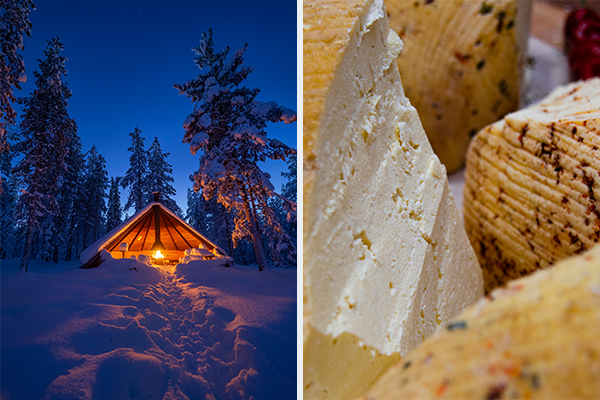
303,0 -> 483,398
385,0 -> 531,173
464,78 -> 600,293
362,243 -> 600,399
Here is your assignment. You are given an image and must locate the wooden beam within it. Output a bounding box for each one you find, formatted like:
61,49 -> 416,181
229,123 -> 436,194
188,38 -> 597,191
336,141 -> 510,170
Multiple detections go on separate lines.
161,209 -> 193,249
105,212 -> 152,252
129,213 -> 153,252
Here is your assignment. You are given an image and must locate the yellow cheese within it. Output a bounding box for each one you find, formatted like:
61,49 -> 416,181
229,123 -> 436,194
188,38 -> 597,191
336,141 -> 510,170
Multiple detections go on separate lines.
385,0 -> 531,173
304,0 -> 483,397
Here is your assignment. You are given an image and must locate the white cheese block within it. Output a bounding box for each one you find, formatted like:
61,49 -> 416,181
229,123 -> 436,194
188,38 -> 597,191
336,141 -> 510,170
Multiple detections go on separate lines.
303,0 -> 484,398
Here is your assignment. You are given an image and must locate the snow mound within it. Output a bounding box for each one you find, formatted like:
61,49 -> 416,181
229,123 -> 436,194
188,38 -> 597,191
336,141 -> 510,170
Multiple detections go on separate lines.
1,258 -> 296,399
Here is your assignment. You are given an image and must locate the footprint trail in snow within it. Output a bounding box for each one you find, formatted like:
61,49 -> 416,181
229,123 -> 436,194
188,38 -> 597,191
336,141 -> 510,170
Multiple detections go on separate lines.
1,258 -> 296,400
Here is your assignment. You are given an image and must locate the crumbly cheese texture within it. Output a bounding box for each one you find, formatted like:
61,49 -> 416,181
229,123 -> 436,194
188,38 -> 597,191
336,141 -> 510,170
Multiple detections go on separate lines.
303,0 -> 483,398
385,0 -> 530,173
362,243 -> 600,400
464,78 -> 600,293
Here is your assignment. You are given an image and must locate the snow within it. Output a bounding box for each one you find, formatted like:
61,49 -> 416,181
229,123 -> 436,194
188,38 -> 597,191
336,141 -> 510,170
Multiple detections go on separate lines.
1,257 -> 296,399
279,107 -> 297,124
182,114 -> 195,130
189,131 -> 209,155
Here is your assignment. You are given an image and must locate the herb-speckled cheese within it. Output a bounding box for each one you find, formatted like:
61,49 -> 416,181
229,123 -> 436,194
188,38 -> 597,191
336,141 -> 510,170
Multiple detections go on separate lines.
464,78 -> 600,293
385,0 -> 531,173
303,0 -> 483,398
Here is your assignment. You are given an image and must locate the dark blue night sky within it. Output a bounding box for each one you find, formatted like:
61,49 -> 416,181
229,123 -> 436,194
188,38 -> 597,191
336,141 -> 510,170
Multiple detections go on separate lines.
18,0 -> 297,214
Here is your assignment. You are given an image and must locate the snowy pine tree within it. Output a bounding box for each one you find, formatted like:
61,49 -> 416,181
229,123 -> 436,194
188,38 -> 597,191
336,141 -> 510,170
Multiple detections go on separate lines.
174,29 -> 296,271
146,137 -> 181,214
0,0 -> 36,154
0,146 -> 18,258
62,133 -> 87,261
281,154 -> 296,202
38,130 -> 82,263
186,186 -> 235,261
82,145 -> 108,245
278,153 -> 297,225
263,155 -> 297,268
106,176 -> 122,231
12,37 -> 75,271
185,187 -> 203,232
122,127 -> 148,214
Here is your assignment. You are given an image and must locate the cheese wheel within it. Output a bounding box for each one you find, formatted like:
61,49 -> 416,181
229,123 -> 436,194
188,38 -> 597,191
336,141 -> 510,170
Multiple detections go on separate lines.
304,0 -> 483,398
362,243 -> 600,399
464,78 -> 600,293
385,0 -> 531,173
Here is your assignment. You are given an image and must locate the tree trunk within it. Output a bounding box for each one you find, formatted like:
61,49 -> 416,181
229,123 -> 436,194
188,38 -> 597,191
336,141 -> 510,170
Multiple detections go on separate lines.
66,231 -> 73,261
20,209 -> 36,272
52,245 -> 59,263
240,186 -> 266,271
83,224 -> 88,250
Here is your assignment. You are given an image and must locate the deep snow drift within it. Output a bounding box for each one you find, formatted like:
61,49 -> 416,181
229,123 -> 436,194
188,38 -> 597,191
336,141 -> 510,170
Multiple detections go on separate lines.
1,258 -> 296,399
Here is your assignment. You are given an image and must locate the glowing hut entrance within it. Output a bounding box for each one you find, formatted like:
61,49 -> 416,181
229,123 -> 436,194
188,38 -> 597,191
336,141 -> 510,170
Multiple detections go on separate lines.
80,199 -> 229,269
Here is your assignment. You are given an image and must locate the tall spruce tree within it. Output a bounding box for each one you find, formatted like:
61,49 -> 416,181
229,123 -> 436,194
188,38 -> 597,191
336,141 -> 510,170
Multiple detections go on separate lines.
122,127 -> 148,213
83,145 -> 108,245
146,137 -> 180,214
63,133 -> 86,260
186,186 -> 234,258
186,187 -> 203,232
281,154 -> 296,202
0,0 -> 36,154
174,29 -> 296,271
106,176 -> 122,231
39,129 -> 84,263
264,154 -> 297,267
0,146 -> 18,258
12,38 -> 75,271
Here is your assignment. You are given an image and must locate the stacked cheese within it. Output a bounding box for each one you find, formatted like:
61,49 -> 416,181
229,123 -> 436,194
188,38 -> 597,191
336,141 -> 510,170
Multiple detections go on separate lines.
464,78 -> 600,293
304,0 -> 483,398
385,0 -> 531,173
362,243 -> 600,399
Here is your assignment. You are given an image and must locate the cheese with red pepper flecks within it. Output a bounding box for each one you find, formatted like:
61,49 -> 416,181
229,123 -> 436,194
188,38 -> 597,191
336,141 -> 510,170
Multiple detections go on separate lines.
464,78 -> 600,293
385,0 -> 531,173
304,0 -> 483,398
362,243 -> 600,399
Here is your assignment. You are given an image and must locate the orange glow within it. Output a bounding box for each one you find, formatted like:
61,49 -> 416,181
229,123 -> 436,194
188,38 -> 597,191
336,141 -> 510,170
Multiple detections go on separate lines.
154,250 -> 164,259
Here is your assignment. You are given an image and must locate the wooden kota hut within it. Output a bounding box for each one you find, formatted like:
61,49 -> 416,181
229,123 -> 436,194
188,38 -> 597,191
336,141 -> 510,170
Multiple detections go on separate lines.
80,194 -> 229,268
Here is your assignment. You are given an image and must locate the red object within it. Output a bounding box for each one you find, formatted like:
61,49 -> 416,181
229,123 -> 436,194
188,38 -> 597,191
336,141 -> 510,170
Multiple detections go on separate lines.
565,8 -> 600,80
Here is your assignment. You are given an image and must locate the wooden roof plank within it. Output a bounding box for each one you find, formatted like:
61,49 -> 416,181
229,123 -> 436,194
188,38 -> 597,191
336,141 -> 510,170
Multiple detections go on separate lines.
129,212 -> 152,252
161,209 -> 193,249
105,212 -> 152,252
140,208 -> 153,251
161,211 -> 181,250
174,214 -> 216,251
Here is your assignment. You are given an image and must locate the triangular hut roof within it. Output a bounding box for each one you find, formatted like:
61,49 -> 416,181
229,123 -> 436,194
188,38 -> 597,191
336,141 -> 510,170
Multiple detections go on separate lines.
80,202 -> 228,268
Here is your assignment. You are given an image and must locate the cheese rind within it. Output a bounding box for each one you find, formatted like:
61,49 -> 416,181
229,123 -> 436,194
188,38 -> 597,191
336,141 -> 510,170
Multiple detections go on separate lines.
464,78 -> 600,292
303,0 -> 483,397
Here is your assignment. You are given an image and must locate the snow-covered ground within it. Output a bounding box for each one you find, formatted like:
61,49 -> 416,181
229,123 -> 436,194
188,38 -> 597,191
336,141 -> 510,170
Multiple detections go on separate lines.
1,258 -> 296,399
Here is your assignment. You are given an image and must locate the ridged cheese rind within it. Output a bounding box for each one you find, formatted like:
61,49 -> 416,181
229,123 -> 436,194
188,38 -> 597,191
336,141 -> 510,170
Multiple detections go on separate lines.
464,78 -> 600,293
